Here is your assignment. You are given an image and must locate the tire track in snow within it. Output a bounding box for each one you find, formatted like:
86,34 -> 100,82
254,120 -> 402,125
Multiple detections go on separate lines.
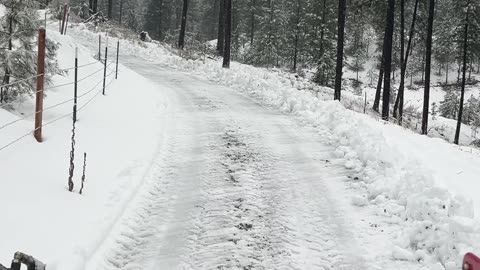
90,59 -> 376,269
176,123 -> 296,269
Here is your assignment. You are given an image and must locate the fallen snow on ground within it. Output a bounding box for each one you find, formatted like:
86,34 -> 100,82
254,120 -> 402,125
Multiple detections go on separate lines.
0,28 -> 167,268
1,21 -> 480,270
69,24 -> 480,269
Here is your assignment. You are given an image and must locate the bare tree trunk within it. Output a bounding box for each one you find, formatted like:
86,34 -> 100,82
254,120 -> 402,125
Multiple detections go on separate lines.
293,0 -> 301,72
119,0 -> 123,23
158,0 -> 163,39
222,0 -> 232,68
334,0 -> 347,101
178,0 -> 188,50
394,0 -> 419,124
382,0 -> 395,121
446,63 -> 449,84
393,0 -> 405,120
373,54 -> 384,112
454,0 -> 470,145
108,0 -> 113,18
1,16 -> 13,103
217,0 -> 225,55
250,0 -> 255,45
316,0 -> 327,85
421,0 -> 435,134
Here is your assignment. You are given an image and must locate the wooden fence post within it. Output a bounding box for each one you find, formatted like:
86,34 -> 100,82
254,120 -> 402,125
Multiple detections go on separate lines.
61,4 -> 67,35
98,34 -> 101,61
35,28 -> 46,143
64,6 -> 71,35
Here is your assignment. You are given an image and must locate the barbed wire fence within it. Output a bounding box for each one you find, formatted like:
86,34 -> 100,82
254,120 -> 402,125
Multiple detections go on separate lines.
0,28 -> 122,154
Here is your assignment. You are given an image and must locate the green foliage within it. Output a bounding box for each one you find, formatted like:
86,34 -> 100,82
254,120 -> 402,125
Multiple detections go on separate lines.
439,89 -> 460,119
0,0 -> 62,102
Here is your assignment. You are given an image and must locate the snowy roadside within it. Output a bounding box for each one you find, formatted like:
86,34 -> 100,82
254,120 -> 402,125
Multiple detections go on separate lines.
0,28 -> 168,268
69,25 -> 480,269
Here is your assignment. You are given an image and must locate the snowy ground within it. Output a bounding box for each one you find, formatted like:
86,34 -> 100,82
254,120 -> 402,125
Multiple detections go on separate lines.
1,20 -> 480,270
0,28 -> 168,268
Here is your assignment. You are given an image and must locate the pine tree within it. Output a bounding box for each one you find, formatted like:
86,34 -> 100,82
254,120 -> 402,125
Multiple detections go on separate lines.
178,0 -> 188,49
381,0 -> 395,120
393,0 -> 419,123
311,0 -> 337,87
345,1 -> 367,82
144,0 -> 164,40
217,0 -> 225,55
334,0 -> 347,101
222,0 -> 232,68
0,0 -> 61,103
454,0 -> 472,144
421,0 -> 435,134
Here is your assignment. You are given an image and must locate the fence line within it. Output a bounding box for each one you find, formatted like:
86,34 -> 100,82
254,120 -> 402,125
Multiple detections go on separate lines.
0,74 -> 43,89
0,60 -> 113,93
0,62 -> 115,109
0,71 -> 113,132
0,70 -> 118,152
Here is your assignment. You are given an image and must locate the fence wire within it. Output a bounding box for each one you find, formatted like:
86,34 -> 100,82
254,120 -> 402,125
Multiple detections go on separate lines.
0,69 -> 118,152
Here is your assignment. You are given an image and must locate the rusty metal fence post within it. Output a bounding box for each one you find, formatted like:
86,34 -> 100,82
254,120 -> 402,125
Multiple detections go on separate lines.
34,28 -> 46,143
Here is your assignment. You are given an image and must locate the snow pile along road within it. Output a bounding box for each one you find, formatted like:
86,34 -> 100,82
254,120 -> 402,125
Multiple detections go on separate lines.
70,25 -> 480,269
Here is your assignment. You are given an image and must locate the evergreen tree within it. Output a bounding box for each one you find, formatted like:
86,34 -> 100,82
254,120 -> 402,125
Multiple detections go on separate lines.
334,0 -> 346,101
421,0 -> 435,134
0,0 -> 61,103
144,0 -> 164,40
439,89 -> 459,119
381,0 -> 395,120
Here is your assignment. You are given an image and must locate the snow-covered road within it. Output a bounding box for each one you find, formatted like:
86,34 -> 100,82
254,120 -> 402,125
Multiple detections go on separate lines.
83,57 -> 412,270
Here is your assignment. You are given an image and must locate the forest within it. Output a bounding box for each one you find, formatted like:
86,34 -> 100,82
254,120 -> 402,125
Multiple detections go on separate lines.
2,0 -> 480,145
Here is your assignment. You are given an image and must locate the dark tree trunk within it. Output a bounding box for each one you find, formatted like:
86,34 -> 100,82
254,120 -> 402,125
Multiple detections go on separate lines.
93,0 -> 98,14
373,54 -> 384,112
178,0 -> 189,50
211,0 -> 219,40
293,0 -> 301,72
119,0 -> 123,23
222,0 -> 232,68
89,0 -> 93,13
317,0 -> 327,85
421,0 -> 435,134
446,63 -> 449,84
393,0 -> 405,121
1,16 -> 13,103
454,0 -> 470,145
250,0 -> 255,45
217,0 -> 225,55
108,0 -> 113,18
175,1 -> 182,29
422,53 -> 425,83
334,0 -> 347,101
394,0 -> 419,124
158,0 -> 163,39
382,0 -> 395,121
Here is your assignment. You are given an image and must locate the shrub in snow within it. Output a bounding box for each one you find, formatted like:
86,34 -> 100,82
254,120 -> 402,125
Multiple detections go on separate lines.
140,31 -> 152,42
